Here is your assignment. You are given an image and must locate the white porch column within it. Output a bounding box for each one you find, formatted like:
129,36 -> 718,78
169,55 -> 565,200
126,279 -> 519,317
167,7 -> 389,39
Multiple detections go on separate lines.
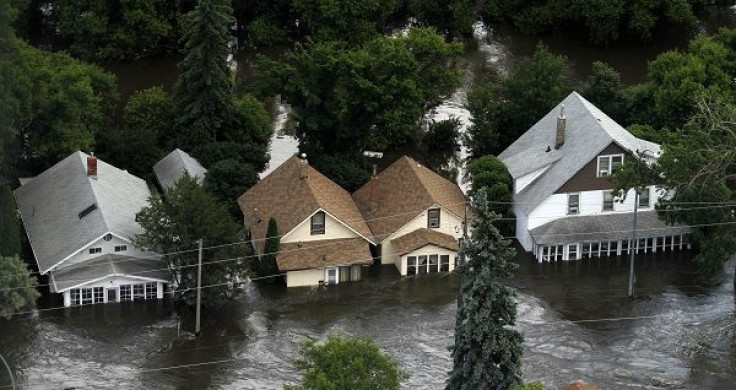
157,282 -> 164,299
63,291 -> 71,307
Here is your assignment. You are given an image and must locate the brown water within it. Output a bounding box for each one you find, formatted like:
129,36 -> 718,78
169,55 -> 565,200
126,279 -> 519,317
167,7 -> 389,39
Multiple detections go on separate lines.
0,253 -> 733,389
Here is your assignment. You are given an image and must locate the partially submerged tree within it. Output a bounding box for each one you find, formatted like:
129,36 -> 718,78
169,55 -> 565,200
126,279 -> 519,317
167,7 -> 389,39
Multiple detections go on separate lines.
288,334 -> 408,390
134,174 -> 251,309
447,188 -> 523,390
0,184 -> 21,257
0,255 -> 39,319
204,158 -> 259,219
258,217 -> 280,280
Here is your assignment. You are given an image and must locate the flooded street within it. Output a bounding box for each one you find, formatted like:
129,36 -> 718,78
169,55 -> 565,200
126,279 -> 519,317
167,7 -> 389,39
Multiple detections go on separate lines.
1,253 -> 734,389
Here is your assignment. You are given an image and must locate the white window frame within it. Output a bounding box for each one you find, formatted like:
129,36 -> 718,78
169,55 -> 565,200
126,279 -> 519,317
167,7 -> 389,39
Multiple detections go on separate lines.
89,247 -> 102,255
427,208 -> 441,229
325,267 -> 339,284
114,245 -> 127,252
567,193 -> 580,215
637,187 -> 651,209
567,244 -> 578,260
602,191 -> 614,211
310,211 -> 326,235
597,154 -> 625,177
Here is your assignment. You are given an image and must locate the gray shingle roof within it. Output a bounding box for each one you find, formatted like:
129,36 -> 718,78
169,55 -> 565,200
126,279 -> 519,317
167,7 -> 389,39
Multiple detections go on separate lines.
499,92 -> 660,214
153,149 -> 207,190
14,152 -> 151,274
529,210 -> 691,246
51,254 -> 168,292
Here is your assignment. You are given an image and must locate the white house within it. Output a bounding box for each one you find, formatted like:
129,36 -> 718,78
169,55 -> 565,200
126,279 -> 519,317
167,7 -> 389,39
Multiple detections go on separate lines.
499,92 -> 691,262
153,148 -> 208,190
352,156 -> 466,275
238,156 -> 375,287
14,152 -> 168,306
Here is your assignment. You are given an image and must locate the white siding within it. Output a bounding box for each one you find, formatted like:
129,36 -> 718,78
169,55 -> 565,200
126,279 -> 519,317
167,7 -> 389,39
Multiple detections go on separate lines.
527,186 -> 661,230
514,204 -> 532,251
58,234 -> 150,270
381,206 -> 463,266
285,269 -> 325,287
398,245 -> 457,276
281,210 -> 363,244
60,277 -> 165,307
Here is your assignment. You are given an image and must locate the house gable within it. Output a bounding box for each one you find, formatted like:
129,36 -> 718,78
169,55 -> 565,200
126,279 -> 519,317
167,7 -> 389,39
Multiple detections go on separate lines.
555,142 -> 629,194
281,208 -> 368,244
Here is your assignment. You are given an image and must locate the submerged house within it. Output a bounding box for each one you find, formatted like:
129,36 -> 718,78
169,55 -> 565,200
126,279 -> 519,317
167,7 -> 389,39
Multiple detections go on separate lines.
352,156 -> 466,276
238,156 -> 375,287
153,148 -> 208,190
14,152 -> 168,306
499,92 -> 691,262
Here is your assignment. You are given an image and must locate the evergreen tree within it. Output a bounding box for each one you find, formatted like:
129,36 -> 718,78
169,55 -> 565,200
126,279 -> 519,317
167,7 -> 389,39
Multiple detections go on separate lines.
0,255 -> 39,319
447,189 -> 523,390
174,0 -> 235,150
0,184 -> 21,257
204,158 -> 258,218
258,217 -> 280,280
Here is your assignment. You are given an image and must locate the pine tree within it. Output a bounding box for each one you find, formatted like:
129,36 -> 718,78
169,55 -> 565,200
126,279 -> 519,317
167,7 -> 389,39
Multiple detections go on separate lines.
0,184 -> 21,257
258,217 -> 280,280
446,188 -> 523,390
174,0 -> 234,150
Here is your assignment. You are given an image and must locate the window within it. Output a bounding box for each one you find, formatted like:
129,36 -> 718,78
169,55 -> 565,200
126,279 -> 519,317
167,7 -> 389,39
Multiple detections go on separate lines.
602,191 -> 614,211
591,242 -> 600,257
407,256 -> 417,275
568,244 -> 578,260
121,285 -> 132,301
555,245 -> 564,261
582,242 -> 591,259
89,247 -> 102,255
638,188 -> 650,208
440,255 -> 450,272
114,245 -> 127,252
597,154 -> 624,177
568,194 -> 580,215
71,289 -> 81,305
133,284 -> 145,300
610,241 -> 619,255
418,255 -> 428,274
93,287 -> 103,303
82,288 -> 93,305
429,255 -> 439,272
310,211 -> 325,235
427,209 -> 441,228
145,283 -> 157,299
600,241 -> 609,256
621,239 -> 629,254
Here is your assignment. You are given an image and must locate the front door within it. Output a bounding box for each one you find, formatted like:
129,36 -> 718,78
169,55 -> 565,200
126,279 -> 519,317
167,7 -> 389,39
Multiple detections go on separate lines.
107,287 -> 118,303
325,267 -> 339,285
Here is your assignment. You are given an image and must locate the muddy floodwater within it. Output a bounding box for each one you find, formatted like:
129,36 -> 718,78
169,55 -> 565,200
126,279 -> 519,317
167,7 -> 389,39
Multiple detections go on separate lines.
1,252 -> 734,389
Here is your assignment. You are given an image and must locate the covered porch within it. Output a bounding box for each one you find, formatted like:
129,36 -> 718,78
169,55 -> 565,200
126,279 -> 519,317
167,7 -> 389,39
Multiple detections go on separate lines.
51,254 -> 169,306
391,229 -> 459,276
277,238 -> 373,287
530,210 -> 692,263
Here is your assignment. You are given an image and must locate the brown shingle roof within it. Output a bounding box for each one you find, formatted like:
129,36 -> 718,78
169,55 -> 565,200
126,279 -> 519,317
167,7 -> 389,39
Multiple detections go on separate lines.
277,238 -> 373,271
352,156 -> 466,243
238,157 -> 373,252
391,229 -> 459,256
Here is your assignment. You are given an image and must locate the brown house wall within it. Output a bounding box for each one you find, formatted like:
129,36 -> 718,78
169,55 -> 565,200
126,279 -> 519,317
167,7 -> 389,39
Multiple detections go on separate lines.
555,143 -> 629,194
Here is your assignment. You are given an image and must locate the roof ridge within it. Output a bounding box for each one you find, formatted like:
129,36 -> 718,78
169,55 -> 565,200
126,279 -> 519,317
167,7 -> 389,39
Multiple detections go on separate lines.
404,157 -> 434,204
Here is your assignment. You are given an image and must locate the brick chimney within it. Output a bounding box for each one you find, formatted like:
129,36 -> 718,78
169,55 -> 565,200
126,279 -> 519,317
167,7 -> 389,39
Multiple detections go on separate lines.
555,104 -> 566,149
299,153 -> 308,180
87,153 -> 98,179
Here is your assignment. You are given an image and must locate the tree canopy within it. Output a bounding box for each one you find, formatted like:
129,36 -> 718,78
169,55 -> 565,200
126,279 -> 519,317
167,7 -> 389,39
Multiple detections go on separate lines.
134,174 -> 251,309
0,184 -> 21,257
288,334 -> 408,390
0,255 -> 39,319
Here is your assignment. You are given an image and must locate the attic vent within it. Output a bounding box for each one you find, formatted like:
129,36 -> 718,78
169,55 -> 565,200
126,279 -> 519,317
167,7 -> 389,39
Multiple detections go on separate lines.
79,203 -> 98,219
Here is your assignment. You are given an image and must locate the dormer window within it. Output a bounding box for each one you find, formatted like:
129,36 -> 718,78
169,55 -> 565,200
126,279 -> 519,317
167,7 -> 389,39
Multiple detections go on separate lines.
597,154 -> 624,177
567,194 -> 580,215
311,211 -> 325,235
427,208 -> 441,229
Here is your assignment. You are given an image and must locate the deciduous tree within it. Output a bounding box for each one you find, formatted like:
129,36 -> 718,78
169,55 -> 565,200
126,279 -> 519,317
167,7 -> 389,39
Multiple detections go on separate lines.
447,188 -> 523,390
288,334 -> 408,390
0,255 -> 39,319
204,158 -> 259,218
134,174 -> 250,309
0,184 -> 21,257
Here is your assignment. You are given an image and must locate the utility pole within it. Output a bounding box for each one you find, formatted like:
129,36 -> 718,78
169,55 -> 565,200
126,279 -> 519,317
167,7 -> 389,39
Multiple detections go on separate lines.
628,190 -> 639,298
0,352 -> 15,390
195,238 -> 203,335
